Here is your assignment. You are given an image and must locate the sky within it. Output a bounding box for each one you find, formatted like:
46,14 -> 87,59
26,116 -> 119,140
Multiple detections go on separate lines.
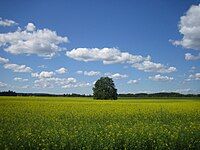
0,0 -> 200,94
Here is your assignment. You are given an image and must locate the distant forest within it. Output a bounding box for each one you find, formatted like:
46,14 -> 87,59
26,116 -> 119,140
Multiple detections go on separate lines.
0,90 -> 199,98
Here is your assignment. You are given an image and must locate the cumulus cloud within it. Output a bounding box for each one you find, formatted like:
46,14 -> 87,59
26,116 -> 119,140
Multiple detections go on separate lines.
76,70 -> 101,76
66,47 -> 150,64
0,23 -> 68,58
0,81 -> 7,87
149,74 -> 174,81
66,47 -> 176,73
127,79 -> 139,84
34,79 -> 54,88
62,82 -> 91,89
14,77 -> 28,82
34,77 -> 77,88
31,71 -> 54,78
105,72 -> 128,79
189,73 -> 200,80
132,61 -> 176,73
75,82 -> 91,88
0,56 -> 32,73
0,17 -> 18,27
56,67 -> 68,74
4,63 -> 32,73
171,4 -> 200,50
0,56 -> 9,64
185,53 -> 200,61
84,71 -> 101,76
26,23 -> 36,32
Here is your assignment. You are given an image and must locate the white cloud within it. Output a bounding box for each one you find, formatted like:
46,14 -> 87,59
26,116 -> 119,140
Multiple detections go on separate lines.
84,71 -> 101,76
14,77 -> 28,82
149,74 -> 174,81
34,77 -> 77,88
189,73 -> 200,80
66,47 -> 176,73
31,72 -> 39,77
188,66 -> 197,73
74,82 -> 91,88
31,71 -> 54,78
132,61 -> 176,73
4,63 -> 32,73
185,53 -> 200,61
0,23 -> 68,58
26,23 -> 36,32
105,72 -> 128,79
0,17 -> 18,27
67,77 -> 77,83
56,67 -> 68,74
34,79 -> 54,88
171,4 -> 200,50
39,71 -> 54,78
76,70 -> 83,74
76,70 -> 101,76
0,81 -> 7,87
127,79 -> 139,84
175,89 -> 192,94
62,82 -> 91,89
0,56 -> 9,63
66,47 -> 150,64
1,56 -> 32,74
61,85 -> 72,89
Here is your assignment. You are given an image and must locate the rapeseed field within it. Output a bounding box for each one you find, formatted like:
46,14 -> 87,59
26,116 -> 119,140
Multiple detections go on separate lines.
0,97 -> 199,149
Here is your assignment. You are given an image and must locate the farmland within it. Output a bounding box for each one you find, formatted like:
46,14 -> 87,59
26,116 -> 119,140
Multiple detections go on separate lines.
0,97 -> 200,149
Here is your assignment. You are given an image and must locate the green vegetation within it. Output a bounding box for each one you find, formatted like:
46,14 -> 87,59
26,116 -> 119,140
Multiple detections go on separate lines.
93,77 -> 117,100
0,97 -> 200,149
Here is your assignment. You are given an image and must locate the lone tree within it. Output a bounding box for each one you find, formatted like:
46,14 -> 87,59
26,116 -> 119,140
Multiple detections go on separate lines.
93,77 -> 117,100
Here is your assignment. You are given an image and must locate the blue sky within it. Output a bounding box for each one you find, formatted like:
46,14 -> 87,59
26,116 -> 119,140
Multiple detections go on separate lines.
0,0 -> 200,94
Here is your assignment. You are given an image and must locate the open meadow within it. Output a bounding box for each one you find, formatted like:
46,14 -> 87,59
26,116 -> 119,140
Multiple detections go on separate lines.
0,97 -> 200,149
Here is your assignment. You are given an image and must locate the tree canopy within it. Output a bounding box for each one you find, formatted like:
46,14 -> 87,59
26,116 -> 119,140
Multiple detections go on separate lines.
93,77 -> 117,100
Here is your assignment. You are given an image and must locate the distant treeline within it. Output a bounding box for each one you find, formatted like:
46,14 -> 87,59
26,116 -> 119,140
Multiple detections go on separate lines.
118,92 -> 200,98
0,90 -> 92,97
0,90 -> 199,98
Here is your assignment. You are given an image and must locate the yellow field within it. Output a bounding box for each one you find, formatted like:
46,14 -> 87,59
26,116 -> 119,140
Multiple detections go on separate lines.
0,97 -> 200,149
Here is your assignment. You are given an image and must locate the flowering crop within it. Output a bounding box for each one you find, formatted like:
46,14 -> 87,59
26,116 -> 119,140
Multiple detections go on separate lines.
0,97 -> 199,149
